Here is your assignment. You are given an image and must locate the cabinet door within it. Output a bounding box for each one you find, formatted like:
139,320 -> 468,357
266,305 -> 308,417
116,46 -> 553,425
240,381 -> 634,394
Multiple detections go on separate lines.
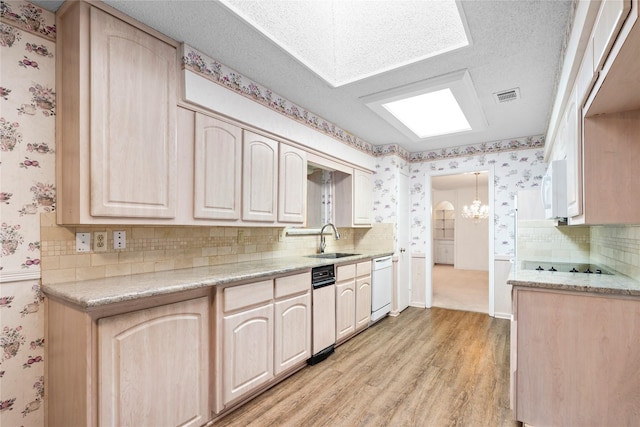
223,304 -> 274,405
514,288 -> 640,426
565,86 -> 582,219
278,144 -> 307,223
592,0 -> 631,73
353,170 -> 373,225
355,276 -> 371,331
194,114 -> 242,219
242,131 -> 278,222
98,297 -> 209,427
336,280 -> 356,342
90,8 -> 177,218
274,293 -> 311,375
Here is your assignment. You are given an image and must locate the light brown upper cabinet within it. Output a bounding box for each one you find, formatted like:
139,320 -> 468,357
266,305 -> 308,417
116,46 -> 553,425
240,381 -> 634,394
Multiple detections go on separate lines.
242,131 -> 279,222
591,0 -> 631,73
550,0 -> 639,225
180,109 -> 307,226
353,170 -> 374,226
334,169 -> 373,228
193,114 -> 242,220
278,144 -> 307,224
56,1 -> 179,224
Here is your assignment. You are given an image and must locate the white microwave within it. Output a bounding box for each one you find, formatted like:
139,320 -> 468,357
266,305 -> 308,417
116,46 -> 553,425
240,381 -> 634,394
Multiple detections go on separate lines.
541,159 -> 568,220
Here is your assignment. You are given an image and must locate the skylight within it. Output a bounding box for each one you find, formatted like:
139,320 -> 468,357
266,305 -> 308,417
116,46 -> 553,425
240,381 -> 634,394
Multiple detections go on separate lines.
361,69 -> 487,142
219,0 -> 470,87
382,89 -> 471,138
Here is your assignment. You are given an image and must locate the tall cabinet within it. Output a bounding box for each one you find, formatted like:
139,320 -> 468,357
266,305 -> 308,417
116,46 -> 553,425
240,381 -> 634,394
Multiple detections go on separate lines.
56,1 -> 178,223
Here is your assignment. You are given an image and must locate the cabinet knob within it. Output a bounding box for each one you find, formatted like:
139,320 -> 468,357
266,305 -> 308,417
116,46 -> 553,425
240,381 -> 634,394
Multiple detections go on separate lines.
400,248 -> 406,253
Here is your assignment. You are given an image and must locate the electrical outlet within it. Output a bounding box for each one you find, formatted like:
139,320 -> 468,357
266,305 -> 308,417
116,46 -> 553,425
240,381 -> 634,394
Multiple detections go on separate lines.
113,231 -> 126,250
76,232 -> 91,253
94,232 -> 107,252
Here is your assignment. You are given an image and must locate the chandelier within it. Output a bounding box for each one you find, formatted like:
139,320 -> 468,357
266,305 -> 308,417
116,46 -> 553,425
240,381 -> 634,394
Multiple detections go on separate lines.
461,172 -> 489,222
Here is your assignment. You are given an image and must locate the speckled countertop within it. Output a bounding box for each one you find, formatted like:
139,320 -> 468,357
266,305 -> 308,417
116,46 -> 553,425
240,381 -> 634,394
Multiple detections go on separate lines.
42,251 -> 393,310
508,268 -> 640,297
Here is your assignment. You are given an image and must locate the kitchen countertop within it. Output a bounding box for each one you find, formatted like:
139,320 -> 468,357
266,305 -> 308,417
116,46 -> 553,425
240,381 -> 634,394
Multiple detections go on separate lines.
42,251 -> 393,310
508,267 -> 640,297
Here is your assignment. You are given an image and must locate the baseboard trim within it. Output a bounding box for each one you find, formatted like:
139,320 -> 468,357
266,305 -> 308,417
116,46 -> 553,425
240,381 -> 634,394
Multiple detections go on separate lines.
493,311 -> 512,320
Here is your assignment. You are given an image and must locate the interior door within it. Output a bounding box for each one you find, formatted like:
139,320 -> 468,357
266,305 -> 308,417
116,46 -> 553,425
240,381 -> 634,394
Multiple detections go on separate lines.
397,171 -> 411,312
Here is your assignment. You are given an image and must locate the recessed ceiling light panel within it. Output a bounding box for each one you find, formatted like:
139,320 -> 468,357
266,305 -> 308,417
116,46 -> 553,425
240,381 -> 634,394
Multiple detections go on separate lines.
382,89 -> 471,138
361,69 -> 487,142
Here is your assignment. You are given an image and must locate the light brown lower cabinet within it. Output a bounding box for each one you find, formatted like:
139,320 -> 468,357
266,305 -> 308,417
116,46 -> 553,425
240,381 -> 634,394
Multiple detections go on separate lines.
511,287 -> 640,426
98,298 -> 210,427
336,261 -> 372,344
214,272 -> 311,415
47,267 -> 378,425
222,302 -> 274,406
274,292 -> 312,375
336,264 -> 357,343
355,261 -> 372,331
46,291 -> 211,427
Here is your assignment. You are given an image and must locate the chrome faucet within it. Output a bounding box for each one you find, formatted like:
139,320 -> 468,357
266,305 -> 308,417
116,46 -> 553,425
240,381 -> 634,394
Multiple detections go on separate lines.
319,223 -> 340,253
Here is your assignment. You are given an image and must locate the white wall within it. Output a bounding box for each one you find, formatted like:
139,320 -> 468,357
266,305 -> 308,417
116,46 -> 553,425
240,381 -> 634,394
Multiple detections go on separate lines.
454,184 -> 489,271
432,185 -> 489,271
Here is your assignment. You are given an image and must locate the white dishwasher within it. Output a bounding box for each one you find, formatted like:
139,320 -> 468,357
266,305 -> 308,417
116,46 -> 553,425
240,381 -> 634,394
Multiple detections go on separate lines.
371,256 -> 393,323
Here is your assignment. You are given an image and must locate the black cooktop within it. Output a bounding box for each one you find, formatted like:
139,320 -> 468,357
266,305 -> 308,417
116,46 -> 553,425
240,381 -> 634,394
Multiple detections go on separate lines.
521,260 -> 612,275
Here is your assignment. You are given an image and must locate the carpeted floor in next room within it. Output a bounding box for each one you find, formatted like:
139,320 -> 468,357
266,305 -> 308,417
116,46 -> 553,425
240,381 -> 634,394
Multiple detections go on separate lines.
432,264 -> 489,313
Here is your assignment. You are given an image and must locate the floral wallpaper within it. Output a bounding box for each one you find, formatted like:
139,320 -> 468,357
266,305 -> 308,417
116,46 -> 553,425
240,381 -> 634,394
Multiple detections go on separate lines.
372,146 -> 548,256
0,1 -> 55,426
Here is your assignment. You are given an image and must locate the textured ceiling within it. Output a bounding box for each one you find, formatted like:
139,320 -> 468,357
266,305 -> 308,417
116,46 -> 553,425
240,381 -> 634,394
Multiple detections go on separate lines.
219,0 -> 469,87
32,0 -> 572,153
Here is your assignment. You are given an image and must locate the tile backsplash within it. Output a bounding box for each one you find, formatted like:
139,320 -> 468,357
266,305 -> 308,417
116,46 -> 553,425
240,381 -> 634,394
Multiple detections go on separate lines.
517,220 -> 591,263
39,213 -> 394,284
517,220 -> 640,281
591,225 -> 640,281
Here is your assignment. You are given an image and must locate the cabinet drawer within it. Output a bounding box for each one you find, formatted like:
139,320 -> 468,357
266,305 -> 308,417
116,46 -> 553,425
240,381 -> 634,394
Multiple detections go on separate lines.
224,280 -> 273,312
275,272 -> 310,299
337,264 -> 356,281
356,261 -> 371,277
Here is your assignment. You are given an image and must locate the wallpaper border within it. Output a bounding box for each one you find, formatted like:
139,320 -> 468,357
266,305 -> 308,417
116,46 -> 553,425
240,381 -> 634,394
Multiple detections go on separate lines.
181,44 -> 546,162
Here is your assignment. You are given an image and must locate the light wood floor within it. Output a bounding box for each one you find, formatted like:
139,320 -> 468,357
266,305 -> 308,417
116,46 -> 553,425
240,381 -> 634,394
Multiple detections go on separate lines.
215,307 -> 518,427
433,265 -> 489,314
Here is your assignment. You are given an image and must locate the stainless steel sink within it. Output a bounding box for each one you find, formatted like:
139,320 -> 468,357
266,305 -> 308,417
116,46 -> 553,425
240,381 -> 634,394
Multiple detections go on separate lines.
307,253 -> 360,259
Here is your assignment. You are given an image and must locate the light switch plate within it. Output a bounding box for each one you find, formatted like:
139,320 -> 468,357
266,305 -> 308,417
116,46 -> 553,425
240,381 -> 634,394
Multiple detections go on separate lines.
113,231 -> 126,250
76,233 -> 91,253
94,232 -> 107,252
